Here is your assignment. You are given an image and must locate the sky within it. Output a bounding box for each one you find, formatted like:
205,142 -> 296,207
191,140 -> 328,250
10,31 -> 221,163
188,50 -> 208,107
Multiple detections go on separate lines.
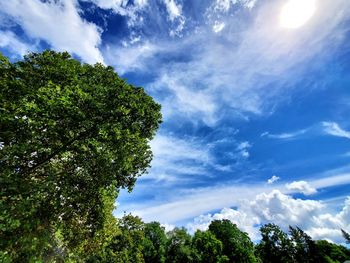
1,0 -> 350,244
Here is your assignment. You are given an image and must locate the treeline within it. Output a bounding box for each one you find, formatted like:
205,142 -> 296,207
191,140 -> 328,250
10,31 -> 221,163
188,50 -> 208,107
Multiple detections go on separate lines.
81,215 -> 349,263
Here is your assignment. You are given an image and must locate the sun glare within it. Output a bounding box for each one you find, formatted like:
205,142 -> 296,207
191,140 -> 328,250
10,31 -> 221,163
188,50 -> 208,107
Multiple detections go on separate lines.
280,0 -> 316,29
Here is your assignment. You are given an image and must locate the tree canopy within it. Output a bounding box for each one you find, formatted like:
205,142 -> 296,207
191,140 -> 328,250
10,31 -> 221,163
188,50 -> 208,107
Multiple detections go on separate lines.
0,51 -> 161,261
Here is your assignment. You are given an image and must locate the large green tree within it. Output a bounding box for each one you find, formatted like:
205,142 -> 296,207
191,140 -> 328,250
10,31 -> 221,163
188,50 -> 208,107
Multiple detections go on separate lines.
0,51 -> 161,261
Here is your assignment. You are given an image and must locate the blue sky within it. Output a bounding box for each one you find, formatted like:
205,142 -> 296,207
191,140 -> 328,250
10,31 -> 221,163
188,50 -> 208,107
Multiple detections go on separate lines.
1,0 -> 350,243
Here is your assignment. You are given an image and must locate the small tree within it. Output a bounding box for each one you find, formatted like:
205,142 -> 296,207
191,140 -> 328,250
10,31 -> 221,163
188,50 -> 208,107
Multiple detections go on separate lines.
143,222 -> 167,263
341,229 -> 350,244
255,223 -> 294,263
208,219 -> 258,263
166,227 -> 193,263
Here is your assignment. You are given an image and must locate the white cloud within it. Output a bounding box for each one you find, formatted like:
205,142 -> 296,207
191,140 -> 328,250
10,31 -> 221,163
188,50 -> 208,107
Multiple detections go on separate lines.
286,180 -> 317,195
237,141 -> 251,158
122,0 -> 350,125
186,207 -> 260,240
213,21 -> 226,33
84,0 -> 147,26
0,0 -> 103,64
163,0 -> 181,21
162,0 -> 185,37
104,41 -> 159,74
262,129 -> 308,139
322,121 -> 350,139
267,175 -> 280,184
186,190 -> 350,243
212,0 -> 257,13
151,73 -> 217,125
142,133 -> 210,182
250,190 -> 322,226
0,30 -> 34,57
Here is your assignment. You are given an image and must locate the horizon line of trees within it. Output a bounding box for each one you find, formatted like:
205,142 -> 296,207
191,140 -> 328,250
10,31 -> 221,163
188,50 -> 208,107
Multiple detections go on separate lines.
83,215 -> 350,263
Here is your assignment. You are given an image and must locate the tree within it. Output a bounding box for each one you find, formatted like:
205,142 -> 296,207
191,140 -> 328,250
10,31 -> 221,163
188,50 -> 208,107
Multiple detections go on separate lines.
191,230 -> 228,263
289,226 -> 321,263
341,229 -> 350,244
208,219 -> 258,263
166,227 -> 193,263
255,223 -> 294,263
0,51 -> 162,261
142,222 -> 167,263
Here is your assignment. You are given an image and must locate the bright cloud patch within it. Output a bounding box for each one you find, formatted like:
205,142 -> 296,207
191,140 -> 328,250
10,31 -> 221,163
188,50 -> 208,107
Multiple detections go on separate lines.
286,180 -> 317,195
267,175 -> 280,184
0,30 -> 33,57
0,0 -> 103,63
323,121 -> 350,139
188,190 -> 350,243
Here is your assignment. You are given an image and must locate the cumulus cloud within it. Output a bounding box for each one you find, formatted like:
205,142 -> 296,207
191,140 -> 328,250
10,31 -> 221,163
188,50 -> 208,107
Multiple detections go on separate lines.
267,175 -> 280,184
187,190 -> 350,243
286,180 -> 317,195
322,121 -> 350,139
186,207 -> 260,239
0,0 -> 103,64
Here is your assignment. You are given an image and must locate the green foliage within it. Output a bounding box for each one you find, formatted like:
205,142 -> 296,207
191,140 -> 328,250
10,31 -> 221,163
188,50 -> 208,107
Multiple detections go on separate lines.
255,223 -> 294,263
191,230 -> 225,263
166,227 -> 193,263
209,219 -> 258,263
143,222 -> 167,263
289,226 -> 321,263
0,51 -> 161,261
316,240 -> 350,263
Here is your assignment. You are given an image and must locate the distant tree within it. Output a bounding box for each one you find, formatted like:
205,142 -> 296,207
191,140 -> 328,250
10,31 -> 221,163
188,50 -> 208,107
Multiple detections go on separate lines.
191,230 -> 227,263
289,226 -> 321,263
166,227 -> 193,263
0,51 -> 161,261
208,219 -> 258,263
255,223 -> 294,263
142,222 -> 167,263
342,229 -> 350,244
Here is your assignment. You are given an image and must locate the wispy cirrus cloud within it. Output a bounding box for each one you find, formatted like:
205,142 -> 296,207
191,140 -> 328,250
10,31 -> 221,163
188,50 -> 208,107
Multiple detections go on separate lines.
322,121 -> 350,139
105,0 -> 350,126
261,128 -> 308,139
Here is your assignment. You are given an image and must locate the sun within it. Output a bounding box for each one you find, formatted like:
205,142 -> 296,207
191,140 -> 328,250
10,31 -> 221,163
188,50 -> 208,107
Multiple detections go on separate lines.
280,0 -> 316,29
